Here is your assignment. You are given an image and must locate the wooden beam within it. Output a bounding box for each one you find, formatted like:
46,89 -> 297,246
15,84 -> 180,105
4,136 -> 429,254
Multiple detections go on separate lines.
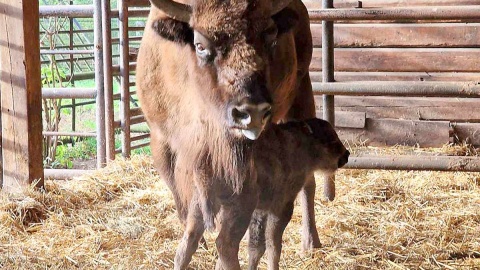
316,110 -> 366,128
304,0 -> 480,9
311,48 -> 480,72
0,0 -> 44,191
315,96 -> 480,122
310,72 -> 480,82
336,119 -> 451,147
311,23 -> 480,48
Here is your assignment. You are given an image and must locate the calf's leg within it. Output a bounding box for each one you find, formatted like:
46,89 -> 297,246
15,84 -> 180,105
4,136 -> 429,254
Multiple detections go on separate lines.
248,211 -> 268,270
299,174 -> 321,251
266,201 -> 294,270
286,75 -> 321,251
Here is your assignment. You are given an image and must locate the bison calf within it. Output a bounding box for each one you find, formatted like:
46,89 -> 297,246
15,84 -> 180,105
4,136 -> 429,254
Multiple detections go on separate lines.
249,118 -> 349,270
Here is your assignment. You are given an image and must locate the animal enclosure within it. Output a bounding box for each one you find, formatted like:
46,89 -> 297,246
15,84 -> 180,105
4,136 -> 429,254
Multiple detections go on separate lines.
0,0 -> 479,268
2,0 -> 480,186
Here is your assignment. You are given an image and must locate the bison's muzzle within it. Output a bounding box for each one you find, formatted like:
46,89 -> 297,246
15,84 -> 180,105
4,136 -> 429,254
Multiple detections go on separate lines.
229,100 -> 272,140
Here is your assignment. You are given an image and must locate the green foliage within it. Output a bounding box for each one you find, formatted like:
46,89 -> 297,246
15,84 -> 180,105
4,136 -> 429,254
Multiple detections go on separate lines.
132,146 -> 151,155
41,66 -> 69,87
49,138 -> 97,169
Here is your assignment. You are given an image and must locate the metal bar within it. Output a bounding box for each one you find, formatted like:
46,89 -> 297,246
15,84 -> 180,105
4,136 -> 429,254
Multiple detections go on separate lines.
131,141 -> 150,151
112,36 -> 143,43
130,115 -> 146,125
322,0 -> 336,201
113,120 -> 121,129
110,9 -> 149,18
44,169 -> 95,180
40,49 -> 94,55
128,26 -> 145,31
119,0 -> 131,157
102,0 -> 115,161
94,0 -> 107,168
130,107 -> 143,117
345,156 -> 480,172
312,81 -> 480,97
42,88 -> 97,99
43,131 -> 96,137
69,1 -> 76,135
39,5 -> 94,18
131,133 -> 150,142
309,6 -> 480,21
62,100 -> 96,109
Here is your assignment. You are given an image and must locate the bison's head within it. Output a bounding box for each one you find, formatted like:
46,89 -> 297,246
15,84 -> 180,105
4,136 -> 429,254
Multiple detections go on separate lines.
150,0 -> 298,140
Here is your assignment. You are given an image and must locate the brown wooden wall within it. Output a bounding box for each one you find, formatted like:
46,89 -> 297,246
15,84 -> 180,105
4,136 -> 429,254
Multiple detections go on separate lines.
306,0 -> 480,147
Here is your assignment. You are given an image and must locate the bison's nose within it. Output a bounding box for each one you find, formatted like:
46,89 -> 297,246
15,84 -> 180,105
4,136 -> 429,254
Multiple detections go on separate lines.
229,101 -> 272,140
338,150 -> 350,168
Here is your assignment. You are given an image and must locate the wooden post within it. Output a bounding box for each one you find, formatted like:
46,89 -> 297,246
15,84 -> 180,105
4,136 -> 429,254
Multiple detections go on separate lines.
0,0 -> 44,191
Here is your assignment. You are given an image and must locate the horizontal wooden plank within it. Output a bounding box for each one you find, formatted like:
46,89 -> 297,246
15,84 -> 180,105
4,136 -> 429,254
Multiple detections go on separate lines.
310,48 -> 480,72
316,96 -> 480,121
304,0 -> 480,8
311,23 -> 480,48
336,119 -> 451,147
315,110 -> 366,128
310,72 -> 480,82
454,123 -> 480,146
314,96 -> 480,108
332,106 -> 480,121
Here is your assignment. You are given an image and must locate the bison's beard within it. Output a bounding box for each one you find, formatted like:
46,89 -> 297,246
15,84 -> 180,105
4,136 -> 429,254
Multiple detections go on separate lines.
195,126 -> 255,194
175,121 -> 255,229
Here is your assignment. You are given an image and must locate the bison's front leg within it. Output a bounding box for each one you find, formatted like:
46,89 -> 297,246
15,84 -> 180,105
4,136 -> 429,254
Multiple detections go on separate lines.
215,187 -> 258,270
299,174 -> 321,251
174,196 -> 205,270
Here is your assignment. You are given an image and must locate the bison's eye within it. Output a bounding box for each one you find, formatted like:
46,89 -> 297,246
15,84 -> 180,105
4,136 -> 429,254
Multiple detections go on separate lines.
196,43 -> 206,52
194,31 -> 214,62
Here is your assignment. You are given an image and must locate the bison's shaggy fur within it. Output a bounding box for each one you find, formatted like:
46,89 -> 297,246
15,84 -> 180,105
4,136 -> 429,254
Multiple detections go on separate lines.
137,0 -> 318,268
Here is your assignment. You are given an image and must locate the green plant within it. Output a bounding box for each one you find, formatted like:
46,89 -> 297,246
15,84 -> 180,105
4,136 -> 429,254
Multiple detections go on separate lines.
48,138 -> 98,169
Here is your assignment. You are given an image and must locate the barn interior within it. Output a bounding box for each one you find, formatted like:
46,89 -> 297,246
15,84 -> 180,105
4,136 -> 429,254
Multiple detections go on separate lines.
0,0 -> 479,269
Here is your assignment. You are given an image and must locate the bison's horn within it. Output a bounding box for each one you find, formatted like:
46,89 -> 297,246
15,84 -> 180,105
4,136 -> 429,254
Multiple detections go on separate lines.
271,0 -> 293,15
150,0 -> 192,23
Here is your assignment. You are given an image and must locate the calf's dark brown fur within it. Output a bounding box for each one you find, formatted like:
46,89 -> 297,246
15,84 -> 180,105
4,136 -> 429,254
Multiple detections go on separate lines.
249,118 -> 349,270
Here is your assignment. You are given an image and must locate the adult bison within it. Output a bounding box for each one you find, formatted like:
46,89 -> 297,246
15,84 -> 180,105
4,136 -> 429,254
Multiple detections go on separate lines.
137,0 -> 319,268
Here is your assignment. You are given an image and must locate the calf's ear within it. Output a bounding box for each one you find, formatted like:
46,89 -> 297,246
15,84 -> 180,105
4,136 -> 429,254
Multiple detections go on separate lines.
272,8 -> 299,35
152,18 -> 194,46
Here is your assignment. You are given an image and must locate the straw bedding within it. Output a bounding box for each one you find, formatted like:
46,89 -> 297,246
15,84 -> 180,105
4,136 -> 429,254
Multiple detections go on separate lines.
1,146 -> 479,269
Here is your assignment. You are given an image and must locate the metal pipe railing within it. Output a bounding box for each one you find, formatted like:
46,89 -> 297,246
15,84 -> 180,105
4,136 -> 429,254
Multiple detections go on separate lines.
94,0 -> 107,167
309,6 -> 480,21
44,169 -> 95,179
40,5 -> 94,18
42,88 -> 97,99
102,0 -> 116,161
118,0 -> 132,157
40,49 -> 94,54
313,81 -> 480,97
345,156 -> 480,172
43,131 -> 96,137
322,0 -> 336,201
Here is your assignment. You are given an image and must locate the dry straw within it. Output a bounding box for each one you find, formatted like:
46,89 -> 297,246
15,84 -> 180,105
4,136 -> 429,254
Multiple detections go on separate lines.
1,145 -> 479,269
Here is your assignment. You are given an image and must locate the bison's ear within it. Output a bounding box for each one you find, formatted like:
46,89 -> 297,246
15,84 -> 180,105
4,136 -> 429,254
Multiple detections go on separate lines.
152,18 -> 194,46
272,8 -> 299,35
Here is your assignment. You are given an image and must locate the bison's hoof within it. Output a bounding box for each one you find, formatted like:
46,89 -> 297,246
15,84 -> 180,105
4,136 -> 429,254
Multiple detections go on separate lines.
302,235 -> 322,252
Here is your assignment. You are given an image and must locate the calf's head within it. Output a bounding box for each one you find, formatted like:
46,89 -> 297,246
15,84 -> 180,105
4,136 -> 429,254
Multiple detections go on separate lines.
150,0 -> 298,140
295,118 -> 350,175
